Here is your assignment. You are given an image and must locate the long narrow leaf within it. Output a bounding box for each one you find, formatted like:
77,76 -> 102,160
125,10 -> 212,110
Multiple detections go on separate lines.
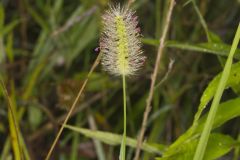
64,124 -> 165,155
161,98 -> 240,159
142,38 -> 240,59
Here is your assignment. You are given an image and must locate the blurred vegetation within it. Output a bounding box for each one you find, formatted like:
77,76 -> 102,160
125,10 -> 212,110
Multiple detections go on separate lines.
0,0 -> 240,159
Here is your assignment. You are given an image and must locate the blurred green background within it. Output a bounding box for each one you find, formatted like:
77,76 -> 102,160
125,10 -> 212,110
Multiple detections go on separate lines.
0,0 -> 240,159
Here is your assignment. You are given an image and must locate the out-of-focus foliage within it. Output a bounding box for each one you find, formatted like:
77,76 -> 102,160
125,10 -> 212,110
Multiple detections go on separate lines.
0,0 -> 240,159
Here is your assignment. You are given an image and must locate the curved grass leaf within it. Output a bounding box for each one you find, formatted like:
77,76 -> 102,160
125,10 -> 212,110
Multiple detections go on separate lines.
64,124 -> 165,155
25,1 -> 49,30
193,61 -> 240,128
2,20 -> 20,37
156,133 -> 237,160
195,98 -> 240,133
193,24 -> 240,159
164,98 -> 240,157
141,38 -> 240,59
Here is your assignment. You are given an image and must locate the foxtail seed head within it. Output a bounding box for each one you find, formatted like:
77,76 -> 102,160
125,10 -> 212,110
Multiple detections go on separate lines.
100,4 -> 146,76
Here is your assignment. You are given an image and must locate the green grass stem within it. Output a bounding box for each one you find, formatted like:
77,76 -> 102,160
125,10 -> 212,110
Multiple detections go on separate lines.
120,74 -> 127,160
193,23 -> 240,160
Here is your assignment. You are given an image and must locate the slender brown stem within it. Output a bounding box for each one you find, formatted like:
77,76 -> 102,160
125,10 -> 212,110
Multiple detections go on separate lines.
44,52 -> 102,160
28,93 -> 102,141
134,1 -> 175,159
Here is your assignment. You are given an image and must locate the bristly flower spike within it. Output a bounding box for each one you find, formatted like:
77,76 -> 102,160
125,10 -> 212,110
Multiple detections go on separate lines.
100,4 -> 146,76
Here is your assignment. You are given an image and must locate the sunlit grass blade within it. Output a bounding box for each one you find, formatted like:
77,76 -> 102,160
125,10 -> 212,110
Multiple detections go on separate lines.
157,97 -> 240,159
191,61 -> 240,134
142,38 -> 240,59
193,23 -> 240,160
64,124 -> 165,154
156,133 -> 238,160
0,78 -> 23,160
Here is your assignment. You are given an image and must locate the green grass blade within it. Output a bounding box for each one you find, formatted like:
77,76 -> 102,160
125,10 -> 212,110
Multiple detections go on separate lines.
233,133 -> 240,160
2,20 -> 20,37
156,133 -> 237,160
64,124 -> 165,155
87,114 -> 106,160
192,61 -> 240,132
193,23 -> 240,160
0,79 -> 23,160
142,38 -> 240,59
190,0 -> 211,42
161,98 -> 240,159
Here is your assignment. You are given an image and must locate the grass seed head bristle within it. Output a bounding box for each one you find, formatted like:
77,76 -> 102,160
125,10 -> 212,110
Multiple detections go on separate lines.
100,4 -> 146,76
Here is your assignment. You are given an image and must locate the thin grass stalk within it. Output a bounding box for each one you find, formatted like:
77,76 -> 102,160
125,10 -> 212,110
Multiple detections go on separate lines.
120,74 -> 127,160
99,4 -> 145,159
45,52 -> 102,160
233,133 -> 240,160
193,23 -> 240,160
134,0 -> 175,159
0,78 -> 23,160
191,0 -> 211,42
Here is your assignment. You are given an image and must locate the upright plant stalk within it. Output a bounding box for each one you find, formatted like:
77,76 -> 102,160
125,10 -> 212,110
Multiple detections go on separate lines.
99,4 -> 145,160
45,52 -> 102,160
121,74 -> 127,159
193,23 -> 240,160
134,0 -> 175,159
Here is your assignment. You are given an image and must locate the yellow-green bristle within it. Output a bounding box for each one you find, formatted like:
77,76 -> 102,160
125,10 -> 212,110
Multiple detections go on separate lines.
100,4 -> 145,76
115,16 -> 129,75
